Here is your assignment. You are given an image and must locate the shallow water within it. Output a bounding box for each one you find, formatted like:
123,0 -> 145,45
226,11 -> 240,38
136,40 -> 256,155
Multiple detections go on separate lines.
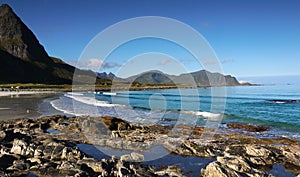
0,93 -> 68,120
77,143 -> 214,176
0,95 -> 44,120
51,84 -> 300,140
267,164 -> 295,177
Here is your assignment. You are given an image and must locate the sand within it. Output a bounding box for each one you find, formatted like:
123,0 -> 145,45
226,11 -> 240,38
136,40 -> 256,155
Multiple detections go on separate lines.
0,91 -> 56,97
0,91 -> 61,120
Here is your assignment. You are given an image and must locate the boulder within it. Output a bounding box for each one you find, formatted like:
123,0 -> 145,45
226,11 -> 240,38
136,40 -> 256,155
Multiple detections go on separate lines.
155,166 -> 184,177
217,155 -> 251,173
245,145 -> 271,157
201,161 -> 241,177
120,154 -> 132,162
227,123 -> 269,132
130,152 -> 144,162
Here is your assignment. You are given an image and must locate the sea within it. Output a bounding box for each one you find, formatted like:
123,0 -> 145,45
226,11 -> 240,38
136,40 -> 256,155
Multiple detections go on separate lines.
50,75 -> 300,141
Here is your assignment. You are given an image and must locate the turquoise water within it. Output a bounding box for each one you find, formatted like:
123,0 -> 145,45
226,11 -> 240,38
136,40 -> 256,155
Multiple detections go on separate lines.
51,84 -> 300,140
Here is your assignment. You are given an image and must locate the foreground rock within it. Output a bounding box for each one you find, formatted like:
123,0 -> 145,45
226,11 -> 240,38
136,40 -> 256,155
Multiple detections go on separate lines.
0,115 -> 183,177
0,115 -> 300,177
227,123 -> 269,132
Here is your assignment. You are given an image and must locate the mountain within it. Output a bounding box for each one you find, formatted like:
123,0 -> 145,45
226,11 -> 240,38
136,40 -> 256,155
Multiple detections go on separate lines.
126,70 -> 240,86
97,72 -> 117,80
0,4 -> 98,84
173,70 -> 240,86
126,70 -> 174,84
0,4 -> 240,87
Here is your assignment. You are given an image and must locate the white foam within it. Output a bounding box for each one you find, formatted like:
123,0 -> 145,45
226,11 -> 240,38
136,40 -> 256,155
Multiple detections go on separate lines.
50,100 -> 84,116
65,94 -> 118,107
67,92 -> 84,96
181,110 -> 223,119
0,108 -> 10,110
103,92 -> 117,96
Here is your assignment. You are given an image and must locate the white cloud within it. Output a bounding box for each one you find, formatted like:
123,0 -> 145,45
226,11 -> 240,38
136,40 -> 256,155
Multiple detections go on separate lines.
86,58 -> 104,67
158,58 -> 173,65
103,62 -> 121,69
221,58 -> 235,64
68,58 -> 120,69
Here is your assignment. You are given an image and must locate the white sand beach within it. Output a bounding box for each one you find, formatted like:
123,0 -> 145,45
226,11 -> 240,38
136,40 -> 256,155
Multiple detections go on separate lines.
0,91 -> 56,97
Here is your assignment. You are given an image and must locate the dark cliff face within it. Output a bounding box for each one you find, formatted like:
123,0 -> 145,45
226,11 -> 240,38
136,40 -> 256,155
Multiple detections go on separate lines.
0,4 -> 240,86
0,4 -> 60,84
0,4 -> 51,63
0,4 -> 99,84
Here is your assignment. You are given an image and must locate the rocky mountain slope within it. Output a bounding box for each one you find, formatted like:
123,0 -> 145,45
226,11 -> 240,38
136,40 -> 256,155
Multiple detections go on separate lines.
126,70 -> 240,86
0,4 -> 97,84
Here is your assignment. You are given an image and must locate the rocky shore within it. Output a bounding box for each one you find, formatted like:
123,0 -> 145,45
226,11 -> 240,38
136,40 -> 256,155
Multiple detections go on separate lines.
0,115 -> 300,177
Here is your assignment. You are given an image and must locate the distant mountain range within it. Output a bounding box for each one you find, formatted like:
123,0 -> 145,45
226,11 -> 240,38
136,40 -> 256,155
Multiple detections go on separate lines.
126,70 -> 240,86
0,4 -> 241,87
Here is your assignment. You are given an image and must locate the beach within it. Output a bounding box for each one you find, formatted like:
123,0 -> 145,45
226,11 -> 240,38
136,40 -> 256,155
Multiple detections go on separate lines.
0,91 -> 62,120
0,85 -> 300,176
0,90 -> 56,97
1,1 -> 299,176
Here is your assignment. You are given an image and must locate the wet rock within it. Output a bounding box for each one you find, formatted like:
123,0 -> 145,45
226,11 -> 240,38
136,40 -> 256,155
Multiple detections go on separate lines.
1,115 -> 300,177
0,154 -> 18,170
227,123 -> 269,132
77,158 -> 104,173
245,145 -> 271,157
281,146 -> 300,167
120,152 -> 145,162
33,145 -> 44,157
7,159 -> 30,171
27,157 -> 41,164
120,154 -> 132,162
217,155 -> 251,173
201,158 -> 275,177
155,166 -> 184,177
131,152 -> 144,162
102,116 -> 132,131
0,115 -> 180,176
10,139 -> 35,156
201,161 -> 241,177
0,131 -> 5,141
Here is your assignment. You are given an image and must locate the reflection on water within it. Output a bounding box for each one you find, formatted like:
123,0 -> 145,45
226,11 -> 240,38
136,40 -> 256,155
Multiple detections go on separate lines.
77,143 -> 214,176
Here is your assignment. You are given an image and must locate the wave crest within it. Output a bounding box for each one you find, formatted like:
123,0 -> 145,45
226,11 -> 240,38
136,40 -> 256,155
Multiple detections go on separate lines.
65,93 -> 118,107
181,110 -> 223,118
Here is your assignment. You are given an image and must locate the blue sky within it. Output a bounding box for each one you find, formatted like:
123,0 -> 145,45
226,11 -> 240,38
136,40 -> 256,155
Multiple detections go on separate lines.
1,0 -> 300,77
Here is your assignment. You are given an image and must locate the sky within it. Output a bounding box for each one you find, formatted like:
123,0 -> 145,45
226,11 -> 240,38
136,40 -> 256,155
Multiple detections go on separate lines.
1,0 -> 300,78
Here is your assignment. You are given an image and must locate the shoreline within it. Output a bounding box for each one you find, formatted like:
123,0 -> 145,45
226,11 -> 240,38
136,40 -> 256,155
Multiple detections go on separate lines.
1,88 -> 299,141
0,92 -> 62,120
0,90 -> 58,97
0,82 -> 260,92
0,115 -> 299,176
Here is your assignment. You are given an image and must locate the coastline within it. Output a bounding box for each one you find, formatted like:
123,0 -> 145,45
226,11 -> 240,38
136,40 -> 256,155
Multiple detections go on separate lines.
0,90 -> 58,97
0,82 -> 260,93
0,91 -> 62,120
0,115 -> 299,176
0,86 -> 299,176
